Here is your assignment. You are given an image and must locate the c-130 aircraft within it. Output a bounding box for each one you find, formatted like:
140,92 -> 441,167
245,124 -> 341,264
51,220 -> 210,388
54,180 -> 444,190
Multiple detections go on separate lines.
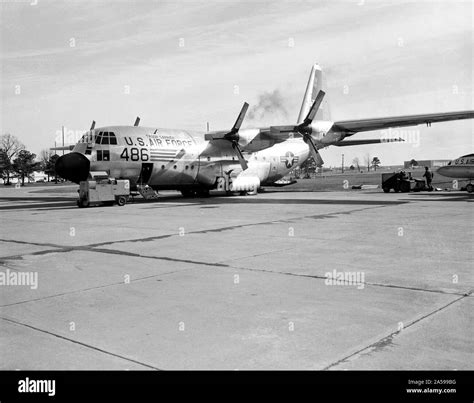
55,64 -> 474,198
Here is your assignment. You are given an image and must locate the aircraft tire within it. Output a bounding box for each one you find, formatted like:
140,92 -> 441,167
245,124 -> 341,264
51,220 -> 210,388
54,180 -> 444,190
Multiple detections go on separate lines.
181,190 -> 196,198
382,188 -> 390,193
196,189 -> 210,197
467,184 -> 473,193
77,199 -> 89,208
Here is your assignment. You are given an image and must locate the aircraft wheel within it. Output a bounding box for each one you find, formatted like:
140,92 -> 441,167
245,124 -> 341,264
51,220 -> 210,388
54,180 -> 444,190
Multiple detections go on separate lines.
196,189 -> 210,197
181,190 -> 196,198
382,188 -> 390,193
467,184 -> 473,193
116,196 -> 127,206
77,199 -> 89,208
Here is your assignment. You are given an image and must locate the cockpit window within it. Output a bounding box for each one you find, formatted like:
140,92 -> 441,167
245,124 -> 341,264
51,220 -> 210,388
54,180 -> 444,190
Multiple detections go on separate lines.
94,131 -> 116,145
101,132 -> 109,145
109,132 -> 117,145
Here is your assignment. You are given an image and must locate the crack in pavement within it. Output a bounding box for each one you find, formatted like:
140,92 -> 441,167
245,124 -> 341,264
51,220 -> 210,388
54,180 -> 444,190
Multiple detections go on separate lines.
0,316 -> 161,370
321,293 -> 470,370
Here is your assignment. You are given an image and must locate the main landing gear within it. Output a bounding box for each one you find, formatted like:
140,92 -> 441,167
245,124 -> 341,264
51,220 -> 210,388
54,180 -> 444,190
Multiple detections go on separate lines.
180,189 -> 210,198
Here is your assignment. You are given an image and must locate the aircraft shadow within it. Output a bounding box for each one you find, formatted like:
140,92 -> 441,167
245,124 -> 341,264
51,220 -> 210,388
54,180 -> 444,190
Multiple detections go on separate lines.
0,194 -> 408,211
403,192 -> 473,202
142,196 -> 408,208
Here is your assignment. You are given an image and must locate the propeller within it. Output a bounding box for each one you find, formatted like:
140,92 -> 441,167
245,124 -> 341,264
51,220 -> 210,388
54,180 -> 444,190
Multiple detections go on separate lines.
134,117 -> 140,127
90,120 -> 96,130
295,90 -> 325,167
205,102 -> 250,171
269,90 -> 326,167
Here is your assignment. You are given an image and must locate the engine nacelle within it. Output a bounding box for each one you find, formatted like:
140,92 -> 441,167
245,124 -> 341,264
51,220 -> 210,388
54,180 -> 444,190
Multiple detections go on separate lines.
238,128 -> 279,153
307,120 -> 334,138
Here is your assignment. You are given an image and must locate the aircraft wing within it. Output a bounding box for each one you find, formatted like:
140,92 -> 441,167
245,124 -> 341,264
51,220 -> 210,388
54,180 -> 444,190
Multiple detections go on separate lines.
333,138 -> 404,146
332,110 -> 474,134
50,145 -> 75,151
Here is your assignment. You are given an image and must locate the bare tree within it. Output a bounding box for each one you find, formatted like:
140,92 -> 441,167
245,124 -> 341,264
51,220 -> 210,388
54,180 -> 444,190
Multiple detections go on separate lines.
39,149 -> 52,167
39,149 -> 53,181
364,153 -> 371,172
352,157 -> 360,172
1,133 -> 25,184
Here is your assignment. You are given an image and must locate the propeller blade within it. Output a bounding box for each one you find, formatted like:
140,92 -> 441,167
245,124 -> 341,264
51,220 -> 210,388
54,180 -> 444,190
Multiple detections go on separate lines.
90,120 -> 96,130
228,102 -> 249,170
230,102 -> 249,134
232,142 -> 249,171
134,117 -> 140,127
305,134 -> 324,167
299,90 -> 325,130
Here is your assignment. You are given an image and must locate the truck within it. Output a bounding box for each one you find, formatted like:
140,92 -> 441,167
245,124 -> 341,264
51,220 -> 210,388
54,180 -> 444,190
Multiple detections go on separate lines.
77,172 -> 130,207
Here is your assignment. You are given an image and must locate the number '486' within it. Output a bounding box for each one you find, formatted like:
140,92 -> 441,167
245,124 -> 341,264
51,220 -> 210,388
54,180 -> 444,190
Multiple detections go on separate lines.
120,147 -> 148,161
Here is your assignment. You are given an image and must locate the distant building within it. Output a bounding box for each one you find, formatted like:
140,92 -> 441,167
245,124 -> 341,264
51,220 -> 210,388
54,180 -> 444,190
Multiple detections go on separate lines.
404,160 -> 451,169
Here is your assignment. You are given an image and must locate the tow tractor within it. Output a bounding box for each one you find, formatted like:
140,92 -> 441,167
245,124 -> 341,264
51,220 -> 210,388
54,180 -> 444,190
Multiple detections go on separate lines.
77,171 -> 130,208
381,172 -> 426,193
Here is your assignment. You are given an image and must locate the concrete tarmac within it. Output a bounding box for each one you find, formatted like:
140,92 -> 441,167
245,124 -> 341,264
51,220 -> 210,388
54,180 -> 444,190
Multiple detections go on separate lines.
0,185 -> 472,370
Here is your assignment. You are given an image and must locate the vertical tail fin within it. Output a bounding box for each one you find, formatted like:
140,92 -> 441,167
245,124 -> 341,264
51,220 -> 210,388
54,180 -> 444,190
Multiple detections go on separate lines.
297,64 -> 327,124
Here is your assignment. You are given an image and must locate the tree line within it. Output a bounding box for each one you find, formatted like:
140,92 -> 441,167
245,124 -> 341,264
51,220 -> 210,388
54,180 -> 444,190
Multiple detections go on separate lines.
0,133 -> 59,186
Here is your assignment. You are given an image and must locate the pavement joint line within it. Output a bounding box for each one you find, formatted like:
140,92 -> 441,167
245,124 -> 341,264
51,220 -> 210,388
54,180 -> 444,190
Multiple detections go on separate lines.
0,238 -> 62,249
0,205 -> 384,255
2,244 -> 469,300
322,293 -> 469,370
0,316 -> 161,370
0,269 -> 188,308
223,264 -> 470,297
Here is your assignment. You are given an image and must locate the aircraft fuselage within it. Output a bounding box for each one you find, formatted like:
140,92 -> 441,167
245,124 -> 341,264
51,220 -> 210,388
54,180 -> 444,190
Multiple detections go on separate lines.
59,125 -> 318,191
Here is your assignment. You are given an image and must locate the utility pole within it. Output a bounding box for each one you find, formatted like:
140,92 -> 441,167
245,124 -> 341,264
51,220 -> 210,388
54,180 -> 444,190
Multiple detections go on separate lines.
62,126 -> 65,156
341,153 -> 344,173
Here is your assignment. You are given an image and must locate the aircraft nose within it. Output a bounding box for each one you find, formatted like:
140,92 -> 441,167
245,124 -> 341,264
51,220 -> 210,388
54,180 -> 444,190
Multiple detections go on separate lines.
437,167 -> 447,176
55,152 -> 90,183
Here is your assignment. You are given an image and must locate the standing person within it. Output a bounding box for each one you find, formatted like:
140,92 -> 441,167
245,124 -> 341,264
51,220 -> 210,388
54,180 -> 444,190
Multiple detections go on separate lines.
423,166 -> 434,190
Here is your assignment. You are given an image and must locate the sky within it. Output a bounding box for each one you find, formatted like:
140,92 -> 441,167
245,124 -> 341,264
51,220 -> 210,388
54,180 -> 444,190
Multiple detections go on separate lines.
1,0 -> 473,167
